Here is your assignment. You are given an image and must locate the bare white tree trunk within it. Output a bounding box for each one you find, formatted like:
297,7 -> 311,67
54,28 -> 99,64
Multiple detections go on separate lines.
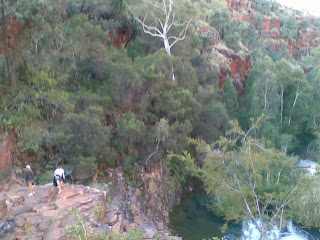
280,85 -> 284,123
288,86 -> 301,125
263,79 -> 269,111
125,0 -> 191,81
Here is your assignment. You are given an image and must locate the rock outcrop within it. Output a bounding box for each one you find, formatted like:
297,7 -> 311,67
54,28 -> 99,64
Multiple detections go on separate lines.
0,133 -> 16,192
0,179 -> 181,240
0,183 -> 105,239
109,20 -> 136,48
104,165 -> 181,240
227,0 -> 320,56
195,21 -> 251,95
0,13 -> 24,54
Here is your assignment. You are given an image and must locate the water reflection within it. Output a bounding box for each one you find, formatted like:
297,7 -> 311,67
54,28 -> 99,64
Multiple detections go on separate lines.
169,190 -> 242,240
169,190 -> 320,240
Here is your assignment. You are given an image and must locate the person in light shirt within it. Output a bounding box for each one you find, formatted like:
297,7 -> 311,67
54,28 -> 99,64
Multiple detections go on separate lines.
54,165 -> 65,194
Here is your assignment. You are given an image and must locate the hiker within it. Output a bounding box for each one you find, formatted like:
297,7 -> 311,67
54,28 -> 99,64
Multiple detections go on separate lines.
54,165 -> 65,194
26,165 -> 35,196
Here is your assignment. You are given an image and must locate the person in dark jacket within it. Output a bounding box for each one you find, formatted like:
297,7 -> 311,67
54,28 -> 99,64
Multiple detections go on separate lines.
26,165 -> 35,196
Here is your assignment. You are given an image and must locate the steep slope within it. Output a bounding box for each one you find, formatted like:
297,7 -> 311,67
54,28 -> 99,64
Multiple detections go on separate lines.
227,0 -> 320,56
195,20 -> 251,97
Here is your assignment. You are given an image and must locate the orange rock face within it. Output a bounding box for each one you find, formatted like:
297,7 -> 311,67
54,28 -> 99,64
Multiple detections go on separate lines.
0,133 -> 14,174
227,0 -> 252,12
262,18 -> 271,31
0,14 -> 24,54
236,12 -> 255,24
227,0 -> 320,56
271,18 -> 281,29
215,46 -> 251,93
109,21 -> 135,48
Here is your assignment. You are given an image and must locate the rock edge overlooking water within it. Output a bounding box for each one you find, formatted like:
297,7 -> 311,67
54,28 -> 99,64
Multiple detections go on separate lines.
0,182 -> 181,240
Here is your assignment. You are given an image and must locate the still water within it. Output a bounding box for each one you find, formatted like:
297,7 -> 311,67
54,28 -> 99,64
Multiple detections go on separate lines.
169,190 -> 320,240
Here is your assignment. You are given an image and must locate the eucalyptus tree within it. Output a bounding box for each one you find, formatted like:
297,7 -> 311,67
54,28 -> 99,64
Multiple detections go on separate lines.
275,58 -> 292,123
250,56 -> 278,119
288,67 -> 308,125
125,0 -> 224,80
125,0 -> 193,57
171,116 -> 306,236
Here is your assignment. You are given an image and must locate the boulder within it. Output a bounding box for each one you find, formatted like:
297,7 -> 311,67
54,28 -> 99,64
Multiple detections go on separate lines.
105,211 -> 119,226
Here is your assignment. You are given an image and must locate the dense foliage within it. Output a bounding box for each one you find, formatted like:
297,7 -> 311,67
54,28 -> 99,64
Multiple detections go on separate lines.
2,0 -> 320,233
171,116 -> 308,235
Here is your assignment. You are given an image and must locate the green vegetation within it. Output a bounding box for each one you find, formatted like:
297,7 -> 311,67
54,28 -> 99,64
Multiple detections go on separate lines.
2,0 -> 320,235
65,209 -> 145,240
290,178 -> 320,228
171,116 -> 309,235
92,203 -> 106,223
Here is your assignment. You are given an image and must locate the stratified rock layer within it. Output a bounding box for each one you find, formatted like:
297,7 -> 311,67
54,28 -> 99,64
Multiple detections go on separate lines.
0,182 -> 181,240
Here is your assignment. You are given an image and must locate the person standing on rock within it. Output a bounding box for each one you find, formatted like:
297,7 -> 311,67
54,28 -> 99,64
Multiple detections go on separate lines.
54,165 -> 65,194
26,165 -> 35,196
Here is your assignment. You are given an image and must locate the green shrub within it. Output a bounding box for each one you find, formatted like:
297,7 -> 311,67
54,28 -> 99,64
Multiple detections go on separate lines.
92,203 -> 106,223
38,170 -> 54,185
291,177 -> 320,228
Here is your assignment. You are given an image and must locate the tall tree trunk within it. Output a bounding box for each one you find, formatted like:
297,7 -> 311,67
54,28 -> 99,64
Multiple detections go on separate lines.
1,0 -> 17,90
280,85 -> 284,123
288,90 -> 300,125
264,80 -> 268,110
163,38 -> 175,81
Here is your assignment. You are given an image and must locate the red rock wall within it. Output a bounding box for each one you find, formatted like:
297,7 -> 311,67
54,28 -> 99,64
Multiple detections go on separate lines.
0,135 -> 13,172
0,133 -> 14,184
228,0 -> 320,56
262,18 -> 271,31
228,0 -> 252,12
109,21 -> 135,48
236,12 -> 255,24
216,50 -> 251,91
271,18 -> 281,28
0,15 -> 24,54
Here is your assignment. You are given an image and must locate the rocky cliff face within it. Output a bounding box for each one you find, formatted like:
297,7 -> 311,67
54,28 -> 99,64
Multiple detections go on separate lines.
0,133 -> 16,192
195,21 -> 251,95
104,164 -> 180,239
201,0 -> 320,93
0,180 -> 181,240
109,20 -> 136,48
0,13 -> 24,53
227,0 -> 320,56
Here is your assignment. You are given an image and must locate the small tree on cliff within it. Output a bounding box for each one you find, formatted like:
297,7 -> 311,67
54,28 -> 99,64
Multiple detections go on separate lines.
125,0 -> 225,80
125,0 -> 194,56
